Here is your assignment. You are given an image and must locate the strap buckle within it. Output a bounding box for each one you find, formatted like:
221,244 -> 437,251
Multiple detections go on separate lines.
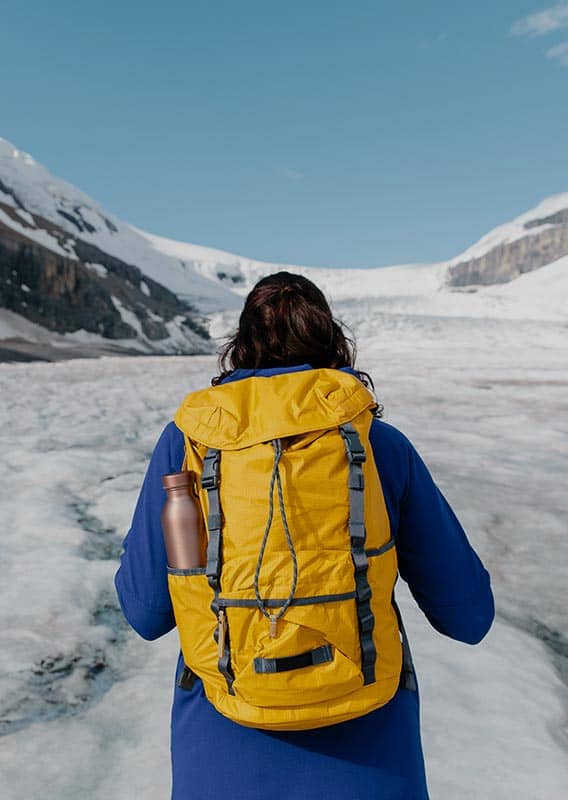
347,443 -> 366,464
201,474 -> 216,490
340,425 -> 367,464
201,450 -> 220,490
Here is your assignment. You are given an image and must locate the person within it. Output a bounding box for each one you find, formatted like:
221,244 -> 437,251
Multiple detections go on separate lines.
114,270 -> 494,800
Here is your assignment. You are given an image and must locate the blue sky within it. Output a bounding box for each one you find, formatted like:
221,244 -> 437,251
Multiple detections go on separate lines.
1,1 -> 567,268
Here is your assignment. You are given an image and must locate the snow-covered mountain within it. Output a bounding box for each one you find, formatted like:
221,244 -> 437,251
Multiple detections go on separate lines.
0,138 -> 241,361
95,195 -> 568,325
141,222 -> 568,324
446,193 -> 568,287
1,135 -> 567,361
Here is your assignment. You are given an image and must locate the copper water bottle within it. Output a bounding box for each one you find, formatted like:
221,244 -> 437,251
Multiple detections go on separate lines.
161,471 -> 206,569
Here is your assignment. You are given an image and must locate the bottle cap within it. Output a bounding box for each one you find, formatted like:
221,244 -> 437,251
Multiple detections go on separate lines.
162,470 -> 193,490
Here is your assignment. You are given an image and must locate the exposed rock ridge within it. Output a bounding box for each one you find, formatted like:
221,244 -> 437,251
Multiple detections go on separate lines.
446,210 -> 568,287
0,204 -> 211,350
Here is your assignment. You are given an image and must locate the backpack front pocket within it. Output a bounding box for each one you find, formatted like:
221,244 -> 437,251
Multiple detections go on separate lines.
224,593 -> 363,707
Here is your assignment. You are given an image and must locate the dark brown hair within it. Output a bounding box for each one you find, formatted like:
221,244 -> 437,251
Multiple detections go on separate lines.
211,271 -> 382,415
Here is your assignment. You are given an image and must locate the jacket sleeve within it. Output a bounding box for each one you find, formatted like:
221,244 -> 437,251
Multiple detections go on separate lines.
114,421 -> 185,641
369,419 -> 495,645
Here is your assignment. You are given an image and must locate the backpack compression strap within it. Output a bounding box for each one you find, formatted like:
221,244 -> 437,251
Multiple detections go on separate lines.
339,423 -> 377,685
202,447 -> 235,695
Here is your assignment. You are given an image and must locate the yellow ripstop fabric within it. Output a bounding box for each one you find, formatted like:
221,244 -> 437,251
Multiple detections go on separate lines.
168,368 -> 403,730
173,367 -> 377,449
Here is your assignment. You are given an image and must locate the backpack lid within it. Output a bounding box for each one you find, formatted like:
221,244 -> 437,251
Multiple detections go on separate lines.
174,368 -> 377,449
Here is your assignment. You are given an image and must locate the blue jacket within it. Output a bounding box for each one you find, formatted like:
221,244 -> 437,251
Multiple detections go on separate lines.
114,364 -> 494,800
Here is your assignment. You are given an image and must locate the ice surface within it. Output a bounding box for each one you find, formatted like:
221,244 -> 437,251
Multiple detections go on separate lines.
1,304 -> 567,798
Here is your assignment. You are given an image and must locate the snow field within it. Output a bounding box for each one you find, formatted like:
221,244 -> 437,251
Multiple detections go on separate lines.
1,311 -> 567,798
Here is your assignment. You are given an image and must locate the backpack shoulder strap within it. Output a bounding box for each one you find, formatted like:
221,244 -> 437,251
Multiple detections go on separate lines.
201,447 -> 235,694
339,422 -> 377,685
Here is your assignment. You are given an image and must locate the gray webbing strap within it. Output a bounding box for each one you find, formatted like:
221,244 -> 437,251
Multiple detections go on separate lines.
392,596 -> 418,692
339,423 -> 377,685
201,448 -> 235,694
202,449 -> 222,590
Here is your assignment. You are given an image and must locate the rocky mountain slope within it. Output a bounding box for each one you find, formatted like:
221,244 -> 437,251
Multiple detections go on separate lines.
0,209 -> 210,345
0,138 -> 241,361
445,194 -> 568,286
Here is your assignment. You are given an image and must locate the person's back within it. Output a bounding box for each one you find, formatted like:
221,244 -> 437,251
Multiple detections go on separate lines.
114,271 -> 494,799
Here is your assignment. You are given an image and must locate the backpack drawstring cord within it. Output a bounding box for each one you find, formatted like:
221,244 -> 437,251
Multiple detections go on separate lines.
253,438 -> 298,636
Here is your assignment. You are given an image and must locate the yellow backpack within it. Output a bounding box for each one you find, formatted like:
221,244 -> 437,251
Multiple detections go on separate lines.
168,368 -> 415,731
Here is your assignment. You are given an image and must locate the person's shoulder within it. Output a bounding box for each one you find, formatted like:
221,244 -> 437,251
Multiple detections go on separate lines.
367,418 -> 415,495
369,417 -> 413,453
156,419 -> 184,446
149,420 -> 185,469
